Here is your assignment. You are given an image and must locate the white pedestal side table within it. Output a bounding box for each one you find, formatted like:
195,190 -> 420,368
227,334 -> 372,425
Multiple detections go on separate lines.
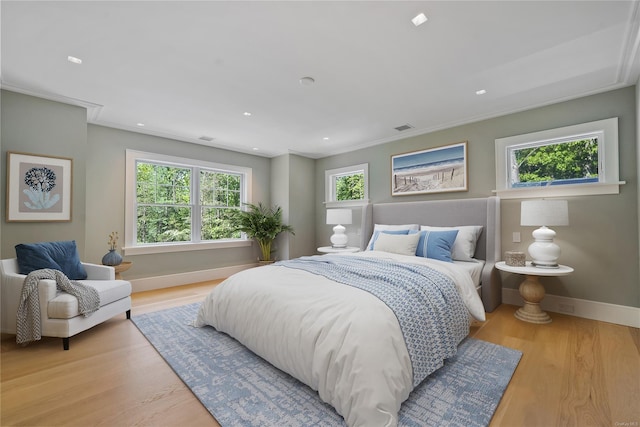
496,261 -> 574,324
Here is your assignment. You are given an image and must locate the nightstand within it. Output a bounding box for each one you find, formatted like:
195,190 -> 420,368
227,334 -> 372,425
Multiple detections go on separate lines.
496,261 -> 574,324
317,246 -> 360,254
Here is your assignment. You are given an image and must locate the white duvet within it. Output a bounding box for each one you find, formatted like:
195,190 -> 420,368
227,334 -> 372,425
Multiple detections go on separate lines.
194,251 -> 485,426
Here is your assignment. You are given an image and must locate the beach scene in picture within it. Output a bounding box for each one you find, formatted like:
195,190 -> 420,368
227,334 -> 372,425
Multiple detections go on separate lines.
392,142 -> 467,195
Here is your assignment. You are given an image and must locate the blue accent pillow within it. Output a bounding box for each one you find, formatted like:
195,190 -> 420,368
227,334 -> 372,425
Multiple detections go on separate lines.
409,229 -> 459,262
367,229 -> 411,250
15,240 -> 88,280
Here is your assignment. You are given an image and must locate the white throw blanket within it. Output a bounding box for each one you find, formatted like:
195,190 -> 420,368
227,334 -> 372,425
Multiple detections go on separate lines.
16,268 -> 101,345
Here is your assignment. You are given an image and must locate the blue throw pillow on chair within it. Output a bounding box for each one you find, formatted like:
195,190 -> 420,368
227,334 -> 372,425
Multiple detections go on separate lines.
15,240 -> 88,280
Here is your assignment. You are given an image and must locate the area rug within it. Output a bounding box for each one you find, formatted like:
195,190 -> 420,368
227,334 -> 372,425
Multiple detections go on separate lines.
132,303 -> 521,427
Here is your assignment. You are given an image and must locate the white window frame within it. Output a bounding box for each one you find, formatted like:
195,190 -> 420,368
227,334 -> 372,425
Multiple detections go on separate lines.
324,163 -> 369,208
495,117 -> 624,199
124,150 -> 252,255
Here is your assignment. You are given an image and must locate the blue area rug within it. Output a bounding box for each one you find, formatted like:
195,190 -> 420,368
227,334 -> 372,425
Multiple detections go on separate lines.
132,303 -> 521,427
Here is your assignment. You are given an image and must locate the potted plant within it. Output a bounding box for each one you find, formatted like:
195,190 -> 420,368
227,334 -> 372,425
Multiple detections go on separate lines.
231,202 -> 295,263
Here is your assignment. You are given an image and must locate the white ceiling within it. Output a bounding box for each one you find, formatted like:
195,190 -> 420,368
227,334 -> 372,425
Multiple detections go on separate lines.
2,1 -> 639,159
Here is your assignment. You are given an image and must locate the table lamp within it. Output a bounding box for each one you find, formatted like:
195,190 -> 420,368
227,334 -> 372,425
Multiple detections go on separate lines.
520,199 -> 569,268
326,209 -> 352,248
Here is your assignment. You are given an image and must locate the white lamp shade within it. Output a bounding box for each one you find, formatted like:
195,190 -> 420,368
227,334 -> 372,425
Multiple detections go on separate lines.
326,209 -> 352,225
521,199 -> 569,227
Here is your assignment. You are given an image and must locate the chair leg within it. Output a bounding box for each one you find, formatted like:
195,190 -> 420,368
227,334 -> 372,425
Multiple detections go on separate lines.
59,310 -> 130,350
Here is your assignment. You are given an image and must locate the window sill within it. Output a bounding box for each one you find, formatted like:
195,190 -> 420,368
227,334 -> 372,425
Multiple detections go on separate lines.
123,239 -> 252,255
324,199 -> 370,208
494,181 -> 625,199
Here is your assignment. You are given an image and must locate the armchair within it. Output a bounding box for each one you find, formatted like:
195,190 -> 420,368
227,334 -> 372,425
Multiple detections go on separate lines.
1,258 -> 132,350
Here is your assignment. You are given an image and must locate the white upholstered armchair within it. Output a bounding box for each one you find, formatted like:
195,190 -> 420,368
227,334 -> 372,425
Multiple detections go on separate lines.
0,258 -> 132,350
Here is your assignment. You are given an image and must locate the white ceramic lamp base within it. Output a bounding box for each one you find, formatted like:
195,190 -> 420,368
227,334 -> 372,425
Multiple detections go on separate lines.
528,226 -> 561,268
330,224 -> 348,248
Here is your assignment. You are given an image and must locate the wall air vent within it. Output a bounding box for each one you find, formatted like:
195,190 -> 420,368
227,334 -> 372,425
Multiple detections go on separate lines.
394,124 -> 414,132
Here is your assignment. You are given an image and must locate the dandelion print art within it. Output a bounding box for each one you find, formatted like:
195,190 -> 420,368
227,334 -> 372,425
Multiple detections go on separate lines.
7,153 -> 71,221
20,164 -> 62,211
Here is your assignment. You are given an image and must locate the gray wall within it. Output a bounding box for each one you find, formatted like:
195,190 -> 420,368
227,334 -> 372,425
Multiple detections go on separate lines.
1,90 -> 273,279
288,154 -> 316,258
1,91 -> 88,256
270,154 -> 290,260
85,124 -> 272,278
315,86 -> 639,309
270,153 -> 316,260
2,87 -> 638,308
637,79 -> 640,292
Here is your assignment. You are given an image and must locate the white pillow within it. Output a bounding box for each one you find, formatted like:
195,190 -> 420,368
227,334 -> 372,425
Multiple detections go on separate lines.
366,223 -> 419,250
420,225 -> 483,261
372,232 -> 420,256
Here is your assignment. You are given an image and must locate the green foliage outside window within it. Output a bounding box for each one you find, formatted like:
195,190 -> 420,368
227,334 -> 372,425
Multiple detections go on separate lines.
135,162 -> 244,244
136,163 -> 191,244
200,171 -> 242,240
336,173 -> 364,201
513,138 -> 598,185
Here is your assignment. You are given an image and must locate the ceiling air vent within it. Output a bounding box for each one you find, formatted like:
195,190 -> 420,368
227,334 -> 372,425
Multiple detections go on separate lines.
394,124 -> 414,132
198,136 -> 214,142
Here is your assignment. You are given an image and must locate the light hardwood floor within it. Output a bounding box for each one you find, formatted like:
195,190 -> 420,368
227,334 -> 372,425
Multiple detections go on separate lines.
2,281 -> 638,427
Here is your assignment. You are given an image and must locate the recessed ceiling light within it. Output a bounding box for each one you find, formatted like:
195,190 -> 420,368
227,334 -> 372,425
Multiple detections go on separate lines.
299,77 -> 315,86
252,147 -> 259,151
323,137 -> 330,141
136,123 -> 145,127
67,55 -> 82,64
411,13 -> 428,27
243,112 -> 252,116
476,89 -> 487,95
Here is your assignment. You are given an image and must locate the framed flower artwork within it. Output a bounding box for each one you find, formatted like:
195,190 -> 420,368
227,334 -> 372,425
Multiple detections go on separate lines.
6,152 -> 73,222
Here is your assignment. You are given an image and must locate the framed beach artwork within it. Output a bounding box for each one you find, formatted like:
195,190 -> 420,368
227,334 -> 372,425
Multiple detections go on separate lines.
6,152 -> 73,222
391,141 -> 468,196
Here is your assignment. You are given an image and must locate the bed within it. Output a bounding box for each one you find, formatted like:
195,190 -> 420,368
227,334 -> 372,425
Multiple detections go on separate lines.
359,196 -> 502,312
195,196 -> 501,427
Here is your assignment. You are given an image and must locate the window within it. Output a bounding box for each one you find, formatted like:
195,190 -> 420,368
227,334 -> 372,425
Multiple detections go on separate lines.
325,163 -> 369,207
136,162 -> 191,244
495,118 -> 623,199
125,150 -> 252,255
510,136 -> 599,188
199,170 -> 242,240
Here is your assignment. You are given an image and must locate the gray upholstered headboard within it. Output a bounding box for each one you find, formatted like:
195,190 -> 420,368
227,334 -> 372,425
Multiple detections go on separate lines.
360,196 -> 501,312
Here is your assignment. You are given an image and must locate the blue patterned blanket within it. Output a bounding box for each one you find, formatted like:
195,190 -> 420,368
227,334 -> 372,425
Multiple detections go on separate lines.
276,255 -> 470,386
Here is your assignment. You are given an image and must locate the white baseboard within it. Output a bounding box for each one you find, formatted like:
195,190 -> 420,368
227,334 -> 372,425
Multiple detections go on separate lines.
129,263 -> 257,293
502,288 -> 640,328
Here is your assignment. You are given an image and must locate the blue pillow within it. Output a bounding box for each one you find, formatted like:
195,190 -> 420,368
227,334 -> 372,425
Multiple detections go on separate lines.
367,229 -> 411,250
15,240 -> 87,280
409,230 -> 458,262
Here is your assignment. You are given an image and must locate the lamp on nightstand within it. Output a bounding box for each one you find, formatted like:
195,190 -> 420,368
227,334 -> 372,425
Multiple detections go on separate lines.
520,199 -> 569,268
326,209 -> 352,248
